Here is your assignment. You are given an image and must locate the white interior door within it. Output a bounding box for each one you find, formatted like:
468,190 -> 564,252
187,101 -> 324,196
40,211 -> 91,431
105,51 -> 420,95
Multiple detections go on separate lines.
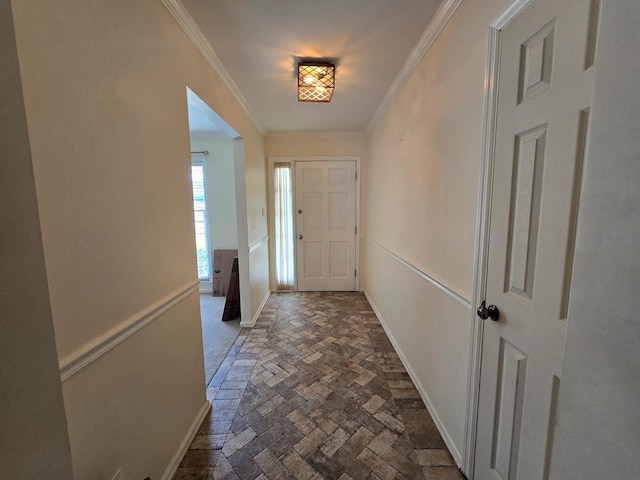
475,1 -> 597,479
295,161 -> 356,291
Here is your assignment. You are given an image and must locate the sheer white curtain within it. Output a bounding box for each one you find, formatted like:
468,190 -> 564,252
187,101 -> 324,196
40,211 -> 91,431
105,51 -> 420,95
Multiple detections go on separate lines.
274,163 -> 295,290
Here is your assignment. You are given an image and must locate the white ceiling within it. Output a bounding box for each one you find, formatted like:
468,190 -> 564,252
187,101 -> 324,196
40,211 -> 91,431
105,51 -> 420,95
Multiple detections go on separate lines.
181,0 -> 446,134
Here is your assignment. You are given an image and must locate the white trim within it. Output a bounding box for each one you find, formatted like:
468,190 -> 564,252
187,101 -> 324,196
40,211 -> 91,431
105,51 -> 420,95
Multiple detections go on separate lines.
249,235 -> 269,253
363,289 -> 464,468
491,0 -> 532,31
241,289 -> 271,328
366,0 -> 464,134
463,1 -> 532,477
59,280 -> 200,381
161,0 -> 266,135
363,237 -> 471,309
160,400 -> 211,480
266,131 -> 366,139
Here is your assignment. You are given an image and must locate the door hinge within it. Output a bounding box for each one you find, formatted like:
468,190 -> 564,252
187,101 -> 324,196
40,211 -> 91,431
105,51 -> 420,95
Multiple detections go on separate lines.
355,226 -> 358,235
355,171 -> 358,181
355,269 -> 357,277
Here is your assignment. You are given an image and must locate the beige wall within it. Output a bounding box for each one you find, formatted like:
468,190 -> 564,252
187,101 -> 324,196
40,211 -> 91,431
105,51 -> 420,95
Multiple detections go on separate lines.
362,0 -> 511,464
11,0 -> 267,478
550,1 -> 640,478
265,134 -> 366,158
0,1 -> 73,477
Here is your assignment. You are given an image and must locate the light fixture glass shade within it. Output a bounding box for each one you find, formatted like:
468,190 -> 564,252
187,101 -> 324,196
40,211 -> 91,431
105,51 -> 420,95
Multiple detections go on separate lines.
298,63 -> 335,102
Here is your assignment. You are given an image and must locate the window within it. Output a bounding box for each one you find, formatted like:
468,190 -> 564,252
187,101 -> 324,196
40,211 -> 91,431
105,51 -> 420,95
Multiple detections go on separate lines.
191,160 -> 210,280
274,163 -> 294,290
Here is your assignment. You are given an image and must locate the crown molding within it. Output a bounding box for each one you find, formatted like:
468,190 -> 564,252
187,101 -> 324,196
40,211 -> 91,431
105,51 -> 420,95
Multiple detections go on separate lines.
366,0 -> 464,134
266,130 -> 367,139
161,0 -> 267,135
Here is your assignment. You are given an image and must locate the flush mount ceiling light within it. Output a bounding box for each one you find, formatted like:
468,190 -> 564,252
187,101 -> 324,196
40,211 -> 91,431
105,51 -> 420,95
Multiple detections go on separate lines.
298,63 -> 335,102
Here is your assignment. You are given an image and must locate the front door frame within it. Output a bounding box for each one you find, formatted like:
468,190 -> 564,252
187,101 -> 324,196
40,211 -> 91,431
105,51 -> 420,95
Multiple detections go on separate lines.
463,1 -> 533,477
268,156 -> 361,293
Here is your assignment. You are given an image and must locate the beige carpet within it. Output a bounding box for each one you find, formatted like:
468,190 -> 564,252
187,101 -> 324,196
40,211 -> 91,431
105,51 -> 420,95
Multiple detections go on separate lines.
200,294 -> 241,385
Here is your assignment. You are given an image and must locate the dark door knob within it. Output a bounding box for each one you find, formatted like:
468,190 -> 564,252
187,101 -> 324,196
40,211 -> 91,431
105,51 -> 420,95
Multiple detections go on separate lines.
477,300 -> 500,321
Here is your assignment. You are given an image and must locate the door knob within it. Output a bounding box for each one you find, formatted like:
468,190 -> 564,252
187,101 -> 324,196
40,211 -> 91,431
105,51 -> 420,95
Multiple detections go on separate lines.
298,234 -> 303,240
477,300 -> 500,321
298,209 -> 302,214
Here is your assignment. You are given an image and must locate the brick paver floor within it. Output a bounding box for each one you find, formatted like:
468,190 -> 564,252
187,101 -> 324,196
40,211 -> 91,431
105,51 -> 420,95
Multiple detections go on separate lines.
173,292 -> 465,480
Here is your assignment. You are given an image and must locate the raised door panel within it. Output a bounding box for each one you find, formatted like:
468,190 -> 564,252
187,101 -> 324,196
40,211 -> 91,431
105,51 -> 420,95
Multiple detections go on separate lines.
474,1 -> 597,479
295,161 -> 356,291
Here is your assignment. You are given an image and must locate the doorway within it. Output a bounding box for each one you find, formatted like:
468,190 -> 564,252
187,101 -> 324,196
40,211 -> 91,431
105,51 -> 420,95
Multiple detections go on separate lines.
186,87 -> 251,387
268,156 -> 361,292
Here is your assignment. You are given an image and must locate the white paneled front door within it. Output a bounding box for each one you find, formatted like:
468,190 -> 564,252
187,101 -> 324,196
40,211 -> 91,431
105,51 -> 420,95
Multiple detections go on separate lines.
295,161 -> 356,291
474,0 -> 597,478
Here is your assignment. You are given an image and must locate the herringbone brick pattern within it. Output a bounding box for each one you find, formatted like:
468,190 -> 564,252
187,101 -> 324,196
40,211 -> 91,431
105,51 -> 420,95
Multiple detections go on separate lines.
173,292 -> 465,480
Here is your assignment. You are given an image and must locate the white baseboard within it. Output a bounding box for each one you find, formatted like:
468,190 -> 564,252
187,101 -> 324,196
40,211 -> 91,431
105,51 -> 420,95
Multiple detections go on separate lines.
363,289 -> 464,468
240,289 -> 271,328
161,400 -> 211,480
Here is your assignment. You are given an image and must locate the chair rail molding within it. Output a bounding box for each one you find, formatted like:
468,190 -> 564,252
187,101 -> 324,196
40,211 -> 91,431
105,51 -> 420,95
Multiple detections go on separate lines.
363,237 -> 471,309
59,279 -> 200,381
249,235 -> 269,253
